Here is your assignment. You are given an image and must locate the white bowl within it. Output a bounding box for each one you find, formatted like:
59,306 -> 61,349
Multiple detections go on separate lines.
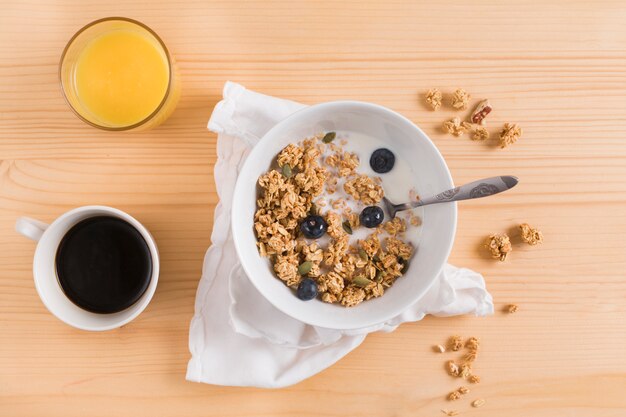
232,101 -> 456,330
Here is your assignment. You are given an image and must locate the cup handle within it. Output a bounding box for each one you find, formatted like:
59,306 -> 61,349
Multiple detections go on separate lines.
15,217 -> 49,242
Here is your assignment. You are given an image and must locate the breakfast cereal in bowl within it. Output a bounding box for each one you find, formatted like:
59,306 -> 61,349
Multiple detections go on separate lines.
232,101 -> 456,329
254,132 -> 420,307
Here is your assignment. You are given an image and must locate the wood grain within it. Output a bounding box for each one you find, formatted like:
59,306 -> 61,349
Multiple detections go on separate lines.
1,1 -> 626,416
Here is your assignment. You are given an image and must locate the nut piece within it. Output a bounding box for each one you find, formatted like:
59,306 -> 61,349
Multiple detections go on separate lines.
499,122 -> 522,148
448,386 -> 469,400
468,374 -> 481,384
471,126 -> 490,141
449,335 -> 463,351
472,398 -> 486,408
447,391 -> 462,401
441,410 -> 459,416
465,336 -> 480,351
433,344 -> 446,353
459,363 -> 472,378
446,360 -> 460,376
443,117 -> 467,136
451,88 -> 471,110
463,351 -> 477,363
425,88 -> 443,110
470,99 -> 492,124
519,223 -> 544,245
486,233 -> 512,261
507,304 -> 519,314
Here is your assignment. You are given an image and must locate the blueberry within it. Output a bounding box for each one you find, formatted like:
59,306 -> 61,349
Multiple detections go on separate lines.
370,148 -> 395,173
360,206 -> 384,228
300,215 -> 328,239
297,278 -> 318,301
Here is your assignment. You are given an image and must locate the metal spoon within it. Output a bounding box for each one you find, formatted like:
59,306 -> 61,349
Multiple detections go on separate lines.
382,175 -> 518,219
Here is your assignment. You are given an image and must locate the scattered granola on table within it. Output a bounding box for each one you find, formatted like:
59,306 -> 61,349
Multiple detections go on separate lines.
254,132 -> 419,306
499,122 -> 522,148
425,88 -> 443,110
446,360 -> 460,376
472,398 -> 486,408
468,374 -> 481,384
451,88 -> 471,110
443,117 -> 467,137
519,223 -> 544,245
465,337 -> 480,351
470,125 -> 490,141
486,233 -> 512,261
441,409 -> 459,416
507,303 -> 519,314
449,335 -> 463,351
447,390 -> 462,401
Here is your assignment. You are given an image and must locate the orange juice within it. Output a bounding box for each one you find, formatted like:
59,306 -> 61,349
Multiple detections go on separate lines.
74,30 -> 169,127
60,18 -> 179,131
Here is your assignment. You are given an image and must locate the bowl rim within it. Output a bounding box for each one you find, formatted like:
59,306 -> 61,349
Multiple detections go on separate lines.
232,100 -> 457,329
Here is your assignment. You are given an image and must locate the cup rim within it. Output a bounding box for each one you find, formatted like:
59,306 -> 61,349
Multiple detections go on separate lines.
231,100 -> 457,330
32,206 -> 160,331
58,17 -> 174,131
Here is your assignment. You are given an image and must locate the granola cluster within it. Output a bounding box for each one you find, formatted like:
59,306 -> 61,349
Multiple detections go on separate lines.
519,223 -> 543,245
499,122 -> 523,148
254,133 -> 417,307
485,233 -> 512,261
425,88 -> 443,110
451,88 -> 471,110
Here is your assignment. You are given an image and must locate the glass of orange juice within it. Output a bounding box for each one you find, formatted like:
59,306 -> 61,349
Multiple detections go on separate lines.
59,17 -> 180,131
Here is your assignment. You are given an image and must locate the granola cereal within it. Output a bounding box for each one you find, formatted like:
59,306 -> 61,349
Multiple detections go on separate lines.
470,125 -> 490,141
344,174 -> 384,205
507,304 -> 519,314
254,132 -> 418,307
468,374 -> 481,384
519,223 -> 543,245
446,360 -> 460,376
441,410 -> 459,416
486,233 -> 512,261
409,213 -> 422,226
449,335 -> 463,351
465,337 -> 480,351
447,391 -> 462,401
499,122 -> 522,148
425,88 -> 443,110
443,117 -> 467,137
451,88 -> 471,110
459,363 -> 472,378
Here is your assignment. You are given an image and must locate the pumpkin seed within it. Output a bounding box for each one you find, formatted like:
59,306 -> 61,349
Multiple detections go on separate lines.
309,203 -> 318,216
298,261 -> 313,275
400,259 -> 410,274
282,164 -> 292,178
353,276 -> 373,287
358,248 -> 369,260
375,270 -> 384,282
342,220 -> 353,235
322,132 -> 336,143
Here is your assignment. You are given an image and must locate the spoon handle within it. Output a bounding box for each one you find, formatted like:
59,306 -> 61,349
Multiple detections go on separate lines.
414,175 -> 518,207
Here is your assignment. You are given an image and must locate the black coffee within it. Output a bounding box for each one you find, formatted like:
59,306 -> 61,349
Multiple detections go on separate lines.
55,216 -> 152,314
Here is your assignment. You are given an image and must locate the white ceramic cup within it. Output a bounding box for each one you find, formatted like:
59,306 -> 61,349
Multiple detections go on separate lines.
15,206 -> 159,331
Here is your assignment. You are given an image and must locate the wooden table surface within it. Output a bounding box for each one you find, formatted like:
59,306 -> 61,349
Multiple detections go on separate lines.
2,1 -> 626,416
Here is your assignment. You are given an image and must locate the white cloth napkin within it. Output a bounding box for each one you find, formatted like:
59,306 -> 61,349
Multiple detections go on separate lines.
186,82 -> 493,388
